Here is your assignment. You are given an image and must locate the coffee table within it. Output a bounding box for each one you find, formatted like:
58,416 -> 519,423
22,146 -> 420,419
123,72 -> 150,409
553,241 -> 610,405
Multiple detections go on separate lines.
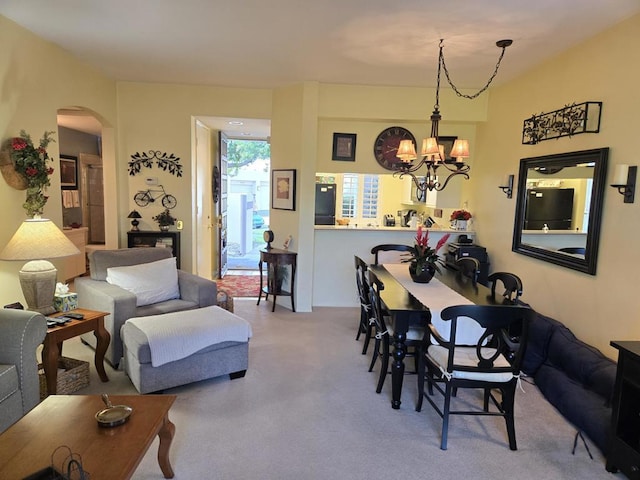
43,308 -> 110,395
0,395 -> 176,479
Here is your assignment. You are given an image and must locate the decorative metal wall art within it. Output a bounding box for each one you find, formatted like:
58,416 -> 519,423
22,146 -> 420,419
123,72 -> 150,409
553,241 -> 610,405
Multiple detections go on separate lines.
128,150 -> 183,176
522,101 -> 602,145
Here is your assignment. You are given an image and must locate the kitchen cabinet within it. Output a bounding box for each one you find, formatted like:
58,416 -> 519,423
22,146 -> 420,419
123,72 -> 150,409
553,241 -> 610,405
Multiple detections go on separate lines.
401,176 -> 437,207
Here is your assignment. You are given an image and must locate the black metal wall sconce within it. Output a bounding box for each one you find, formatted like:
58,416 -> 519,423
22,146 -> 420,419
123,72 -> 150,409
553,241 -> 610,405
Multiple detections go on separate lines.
610,165 -> 637,203
498,174 -> 514,198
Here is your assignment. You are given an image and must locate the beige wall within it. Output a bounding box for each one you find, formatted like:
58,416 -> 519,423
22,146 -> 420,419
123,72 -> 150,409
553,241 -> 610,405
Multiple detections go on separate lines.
0,15 -> 117,306
473,14 -> 640,357
116,82 -> 273,273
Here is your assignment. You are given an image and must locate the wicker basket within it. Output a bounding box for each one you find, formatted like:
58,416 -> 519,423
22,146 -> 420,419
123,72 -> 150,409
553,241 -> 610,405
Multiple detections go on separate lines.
38,356 -> 90,399
217,289 -> 234,313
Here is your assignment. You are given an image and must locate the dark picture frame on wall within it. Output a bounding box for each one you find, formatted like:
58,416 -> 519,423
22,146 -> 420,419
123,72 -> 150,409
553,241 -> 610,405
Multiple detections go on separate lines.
59,155 -> 78,189
271,169 -> 296,211
332,133 -> 357,161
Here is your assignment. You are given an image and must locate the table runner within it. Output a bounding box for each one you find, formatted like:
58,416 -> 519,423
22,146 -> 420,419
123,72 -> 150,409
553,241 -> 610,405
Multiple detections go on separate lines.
383,263 -> 483,344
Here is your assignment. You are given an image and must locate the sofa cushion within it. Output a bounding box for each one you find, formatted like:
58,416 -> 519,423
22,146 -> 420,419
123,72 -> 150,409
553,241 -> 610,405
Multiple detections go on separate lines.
545,324 -> 613,391
0,364 -> 19,402
521,310 -> 557,376
107,257 -> 180,307
535,363 -> 612,454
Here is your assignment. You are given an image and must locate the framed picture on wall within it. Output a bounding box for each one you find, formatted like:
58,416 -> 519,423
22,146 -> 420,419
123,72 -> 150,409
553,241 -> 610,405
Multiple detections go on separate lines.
332,133 -> 357,161
60,155 -> 78,189
271,169 -> 296,211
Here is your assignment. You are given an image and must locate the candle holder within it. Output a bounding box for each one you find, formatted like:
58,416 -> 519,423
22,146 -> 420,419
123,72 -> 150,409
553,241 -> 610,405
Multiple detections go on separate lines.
610,165 -> 637,204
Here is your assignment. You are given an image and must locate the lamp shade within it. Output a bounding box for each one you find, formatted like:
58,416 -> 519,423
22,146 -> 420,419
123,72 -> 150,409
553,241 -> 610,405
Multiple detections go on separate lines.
127,210 -> 142,219
0,218 -> 80,261
396,140 -> 417,162
450,139 -> 470,160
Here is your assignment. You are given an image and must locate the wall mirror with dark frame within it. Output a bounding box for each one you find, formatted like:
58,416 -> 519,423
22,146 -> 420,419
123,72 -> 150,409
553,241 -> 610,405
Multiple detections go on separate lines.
512,148 -> 609,275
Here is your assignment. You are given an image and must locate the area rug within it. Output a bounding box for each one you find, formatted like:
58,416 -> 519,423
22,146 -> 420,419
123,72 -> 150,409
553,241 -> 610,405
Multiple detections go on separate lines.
216,275 -> 261,298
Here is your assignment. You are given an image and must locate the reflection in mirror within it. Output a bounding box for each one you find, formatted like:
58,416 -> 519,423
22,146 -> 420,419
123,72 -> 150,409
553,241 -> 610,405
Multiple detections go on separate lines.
512,148 -> 608,275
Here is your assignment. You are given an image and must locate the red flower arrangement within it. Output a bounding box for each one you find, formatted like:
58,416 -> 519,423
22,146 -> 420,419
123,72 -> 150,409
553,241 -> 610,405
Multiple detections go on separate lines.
7,130 -> 56,217
450,209 -> 472,221
402,227 -> 451,274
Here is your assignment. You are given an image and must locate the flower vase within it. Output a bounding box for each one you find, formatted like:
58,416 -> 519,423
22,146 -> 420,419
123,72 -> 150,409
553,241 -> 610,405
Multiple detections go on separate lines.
159,225 -> 170,231
409,262 -> 436,283
455,220 -> 467,231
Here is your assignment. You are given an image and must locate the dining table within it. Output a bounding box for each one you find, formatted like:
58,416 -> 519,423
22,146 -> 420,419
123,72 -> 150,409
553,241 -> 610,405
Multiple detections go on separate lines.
368,263 -> 503,409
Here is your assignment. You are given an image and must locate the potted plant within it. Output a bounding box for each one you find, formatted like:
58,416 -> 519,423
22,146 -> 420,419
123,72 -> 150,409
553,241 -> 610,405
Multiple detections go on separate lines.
1,130 -> 56,218
402,227 -> 450,283
450,209 -> 472,230
152,208 -> 175,231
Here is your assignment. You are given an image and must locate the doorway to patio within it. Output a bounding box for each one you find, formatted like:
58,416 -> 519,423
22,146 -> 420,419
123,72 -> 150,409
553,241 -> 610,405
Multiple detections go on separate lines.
226,138 -> 270,272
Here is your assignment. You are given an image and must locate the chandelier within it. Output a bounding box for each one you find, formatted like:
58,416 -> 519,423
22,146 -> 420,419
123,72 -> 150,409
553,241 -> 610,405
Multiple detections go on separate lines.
395,39 -> 513,194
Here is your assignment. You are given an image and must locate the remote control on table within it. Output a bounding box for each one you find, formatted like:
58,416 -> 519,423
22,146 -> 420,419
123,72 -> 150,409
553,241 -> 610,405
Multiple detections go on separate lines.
65,312 -> 85,319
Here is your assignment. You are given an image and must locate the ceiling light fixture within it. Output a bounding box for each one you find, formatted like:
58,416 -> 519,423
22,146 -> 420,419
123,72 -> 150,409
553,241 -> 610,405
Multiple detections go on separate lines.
395,39 -> 512,195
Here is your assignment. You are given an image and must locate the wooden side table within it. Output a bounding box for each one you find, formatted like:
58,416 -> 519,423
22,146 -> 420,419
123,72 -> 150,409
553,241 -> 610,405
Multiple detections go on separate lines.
42,308 -> 110,395
257,248 -> 297,312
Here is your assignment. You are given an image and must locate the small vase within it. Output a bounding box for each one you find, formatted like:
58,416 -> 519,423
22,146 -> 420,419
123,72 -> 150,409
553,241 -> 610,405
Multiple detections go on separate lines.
409,262 -> 436,283
159,225 -> 170,231
455,219 -> 467,231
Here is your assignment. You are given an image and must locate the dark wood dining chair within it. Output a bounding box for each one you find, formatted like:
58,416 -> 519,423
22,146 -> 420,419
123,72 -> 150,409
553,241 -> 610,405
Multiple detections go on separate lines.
367,269 -> 426,393
371,244 -> 413,265
487,272 -> 523,304
416,304 -> 534,450
354,255 -> 374,355
455,257 -> 480,284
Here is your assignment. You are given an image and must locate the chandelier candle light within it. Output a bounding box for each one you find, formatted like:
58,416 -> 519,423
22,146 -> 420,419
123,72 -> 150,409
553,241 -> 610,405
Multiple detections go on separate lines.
395,39 -> 512,197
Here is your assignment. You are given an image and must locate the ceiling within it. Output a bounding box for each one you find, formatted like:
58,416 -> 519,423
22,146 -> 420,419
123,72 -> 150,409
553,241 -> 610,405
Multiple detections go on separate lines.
5,1 -> 639,137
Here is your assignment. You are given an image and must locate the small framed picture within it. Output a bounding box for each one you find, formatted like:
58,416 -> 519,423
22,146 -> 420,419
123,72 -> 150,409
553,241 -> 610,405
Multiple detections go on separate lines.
60,155 -> 78,189
332,133 -> 357,161
271,169 -> 296,211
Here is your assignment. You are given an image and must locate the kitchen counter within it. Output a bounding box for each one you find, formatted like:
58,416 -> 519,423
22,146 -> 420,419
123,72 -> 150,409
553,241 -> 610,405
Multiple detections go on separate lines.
315,225 -> 473,233
312,226 -> 475,307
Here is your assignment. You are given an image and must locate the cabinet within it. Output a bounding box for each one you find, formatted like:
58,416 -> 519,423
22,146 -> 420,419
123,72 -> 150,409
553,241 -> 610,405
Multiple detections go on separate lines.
606,341 -> 640,479
59,227 -> 88,281
401,176 -> 437,207
127,231 -> 180,268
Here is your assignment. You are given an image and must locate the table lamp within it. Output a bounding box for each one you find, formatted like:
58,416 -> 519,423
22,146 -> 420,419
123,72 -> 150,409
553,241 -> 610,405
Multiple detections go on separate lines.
128,210 -> 142,231
0,218 -> 80,314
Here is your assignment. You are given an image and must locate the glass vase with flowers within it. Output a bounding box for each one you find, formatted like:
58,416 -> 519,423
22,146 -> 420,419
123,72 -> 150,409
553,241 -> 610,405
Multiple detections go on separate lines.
402,227 -> 450,283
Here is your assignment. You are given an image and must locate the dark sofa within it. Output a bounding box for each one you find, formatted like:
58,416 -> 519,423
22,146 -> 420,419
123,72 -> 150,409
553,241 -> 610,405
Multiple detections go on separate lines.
522,309 -> 617,455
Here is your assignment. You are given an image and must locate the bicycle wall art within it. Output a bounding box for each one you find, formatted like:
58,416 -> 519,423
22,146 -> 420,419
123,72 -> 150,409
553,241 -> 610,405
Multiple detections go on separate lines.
128,150 -> 183,177
134,184 -> 177,209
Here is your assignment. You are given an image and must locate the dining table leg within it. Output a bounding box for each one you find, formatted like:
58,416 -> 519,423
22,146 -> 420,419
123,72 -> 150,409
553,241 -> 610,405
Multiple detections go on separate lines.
391,330 -> 407,409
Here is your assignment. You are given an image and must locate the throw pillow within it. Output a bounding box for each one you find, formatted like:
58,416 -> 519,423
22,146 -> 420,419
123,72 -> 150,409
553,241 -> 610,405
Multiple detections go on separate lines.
106,256 -> 180,306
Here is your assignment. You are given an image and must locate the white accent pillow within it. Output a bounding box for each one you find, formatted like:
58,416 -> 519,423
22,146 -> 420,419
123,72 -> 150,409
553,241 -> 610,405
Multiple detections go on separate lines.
106,257 -> 180,307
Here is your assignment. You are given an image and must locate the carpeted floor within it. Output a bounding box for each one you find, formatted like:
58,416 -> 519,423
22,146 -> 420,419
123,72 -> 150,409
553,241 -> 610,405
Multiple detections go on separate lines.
56,299 -> 620,480
216,274 -> 261,297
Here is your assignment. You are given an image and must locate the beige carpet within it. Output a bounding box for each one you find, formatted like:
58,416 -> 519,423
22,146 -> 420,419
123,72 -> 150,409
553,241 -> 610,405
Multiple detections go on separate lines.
57,299 -> 619,480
